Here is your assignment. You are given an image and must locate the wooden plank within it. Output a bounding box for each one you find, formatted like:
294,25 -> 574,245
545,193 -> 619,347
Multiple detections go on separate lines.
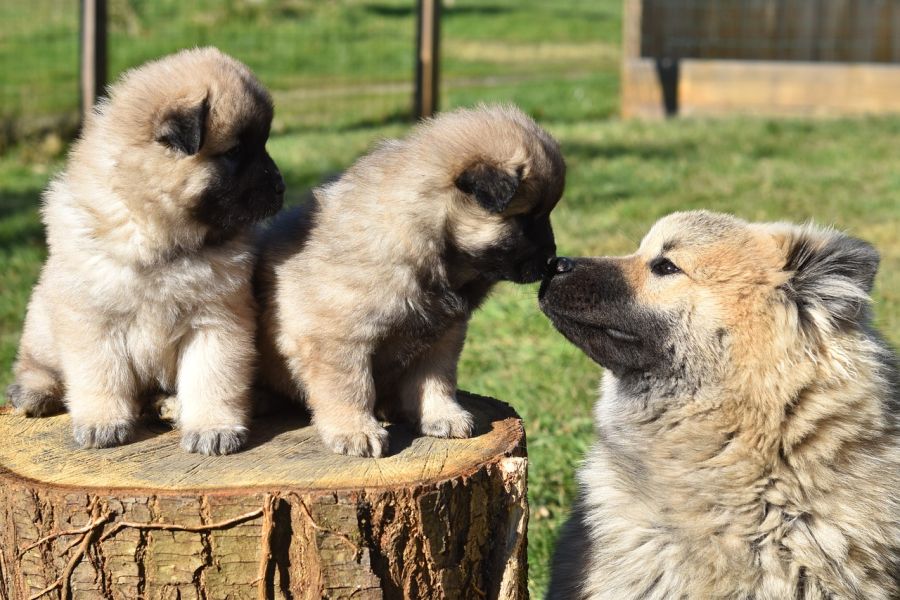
873,0 -> 895,62
789,0 -> 821,61
623,0 -> 642,60
621,58 -> 667,119
622,57 -> 900,119
637,0 -> 900,63
622,1 -> 900,118
893,2 -> 900,62
680,59 -> 900,116
637,0 -> 655,58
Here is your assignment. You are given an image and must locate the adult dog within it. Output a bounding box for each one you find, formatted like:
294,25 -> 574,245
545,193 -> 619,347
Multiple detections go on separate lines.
540,211 -> 898,599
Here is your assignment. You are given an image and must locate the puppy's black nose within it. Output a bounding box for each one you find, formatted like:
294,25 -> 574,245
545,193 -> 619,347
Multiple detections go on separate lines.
547,256 -> 574,275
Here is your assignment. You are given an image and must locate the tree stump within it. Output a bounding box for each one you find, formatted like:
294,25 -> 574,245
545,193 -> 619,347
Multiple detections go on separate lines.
0,393 -> 528,600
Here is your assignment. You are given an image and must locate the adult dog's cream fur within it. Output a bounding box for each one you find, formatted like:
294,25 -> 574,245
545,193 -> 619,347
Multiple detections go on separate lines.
540,211 -> 899,599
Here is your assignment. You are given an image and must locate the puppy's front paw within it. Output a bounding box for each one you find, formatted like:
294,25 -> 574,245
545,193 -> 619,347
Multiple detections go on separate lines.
420,404 -> 474,439
321,420 -> 389,458
148,393 -> 179,423
7,384 -> 64,417
73,421 -> 134,448
181,427 -> 248,456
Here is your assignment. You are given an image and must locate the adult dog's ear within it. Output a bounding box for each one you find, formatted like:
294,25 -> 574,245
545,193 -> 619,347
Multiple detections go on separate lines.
455,162 -> 520,213
155,95 -> 209,156
776,225 -> 879,330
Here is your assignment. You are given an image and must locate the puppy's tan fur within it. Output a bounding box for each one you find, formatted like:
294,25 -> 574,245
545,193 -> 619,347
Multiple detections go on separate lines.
256,105 -> 564,456
8,48 -> 284,454
542,211 -> 899,599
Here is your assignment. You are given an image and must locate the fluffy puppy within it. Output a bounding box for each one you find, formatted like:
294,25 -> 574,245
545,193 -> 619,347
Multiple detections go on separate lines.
7,48 -> 285,455
540,211 -> 899,599
256,105 -> 565,457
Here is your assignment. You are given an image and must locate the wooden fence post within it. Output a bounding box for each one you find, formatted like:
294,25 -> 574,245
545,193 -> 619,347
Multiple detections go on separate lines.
79,0 -> 107,120
414,0 -> 441,119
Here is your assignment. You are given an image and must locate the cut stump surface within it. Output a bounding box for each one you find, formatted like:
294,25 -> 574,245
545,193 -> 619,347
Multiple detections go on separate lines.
0,392 -> 528,600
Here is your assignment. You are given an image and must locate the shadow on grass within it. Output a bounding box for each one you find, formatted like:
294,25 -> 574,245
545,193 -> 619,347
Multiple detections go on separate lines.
0,188 -> 42,220
561,139 -> 699,162
365,4 -> 511,18
333,109 -> 412,133
0,220 -> 44,252
274,108 -> 411,139
0,190 -> 45,252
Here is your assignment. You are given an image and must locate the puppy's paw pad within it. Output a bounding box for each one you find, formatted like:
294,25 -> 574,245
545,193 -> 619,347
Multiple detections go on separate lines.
421,408 -> 474,439
6,384 -> 64,417
73,422 -> 134,449
326,425 -> 389,458
181,427 -> 248,456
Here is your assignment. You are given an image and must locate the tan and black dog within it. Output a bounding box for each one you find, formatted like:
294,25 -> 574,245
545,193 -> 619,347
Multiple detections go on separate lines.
255,104 -> 565,457
7,48 -> 284,455
540,211 -> 899,599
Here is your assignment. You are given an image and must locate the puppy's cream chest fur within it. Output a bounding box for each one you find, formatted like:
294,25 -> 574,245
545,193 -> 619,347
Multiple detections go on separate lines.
47,241 -> 253,391
54,238 -> 252,310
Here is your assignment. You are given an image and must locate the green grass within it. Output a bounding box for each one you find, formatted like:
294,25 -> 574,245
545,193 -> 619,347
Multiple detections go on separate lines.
1,1 -> 899,597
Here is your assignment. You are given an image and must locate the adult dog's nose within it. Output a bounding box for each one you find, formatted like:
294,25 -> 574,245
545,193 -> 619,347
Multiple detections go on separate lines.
546,256 -> 574,275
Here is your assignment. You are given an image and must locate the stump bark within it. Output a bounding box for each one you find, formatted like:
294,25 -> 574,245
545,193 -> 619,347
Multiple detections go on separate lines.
0,393 -> 528,600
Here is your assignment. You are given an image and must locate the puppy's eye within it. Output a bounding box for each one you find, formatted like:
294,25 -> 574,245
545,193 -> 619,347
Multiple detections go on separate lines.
222,144 -> 242,161
650,257 -> 682,276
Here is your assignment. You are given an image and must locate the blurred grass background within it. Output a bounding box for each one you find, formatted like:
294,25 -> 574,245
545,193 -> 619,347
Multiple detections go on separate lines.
1,0 -> 898,596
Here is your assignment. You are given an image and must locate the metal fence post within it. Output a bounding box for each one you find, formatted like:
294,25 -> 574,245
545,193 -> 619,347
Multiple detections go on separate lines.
80,0 -> 107,121
414,0 -> 441,119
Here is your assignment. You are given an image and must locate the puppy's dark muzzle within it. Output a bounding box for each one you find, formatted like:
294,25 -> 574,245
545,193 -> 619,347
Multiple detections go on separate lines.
265,154 -> 286,197
509,244 -> 556,283
260,156 -> 286,218
272,172 -> 286,197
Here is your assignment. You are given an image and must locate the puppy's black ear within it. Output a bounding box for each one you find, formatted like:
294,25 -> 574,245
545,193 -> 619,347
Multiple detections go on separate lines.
779,226 -> 879,330
155,96 -> 209,156
455,163 -> 520,213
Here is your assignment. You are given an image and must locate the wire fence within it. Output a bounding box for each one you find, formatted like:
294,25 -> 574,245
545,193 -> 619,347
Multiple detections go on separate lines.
0,1 -> 80,148
0,0 -> 620,153
1,0 -> 418,150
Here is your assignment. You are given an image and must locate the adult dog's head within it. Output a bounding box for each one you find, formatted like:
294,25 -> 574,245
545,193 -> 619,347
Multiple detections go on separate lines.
418,105 -> 565,284
539,211 -> 880,396
82,47 -> 285,243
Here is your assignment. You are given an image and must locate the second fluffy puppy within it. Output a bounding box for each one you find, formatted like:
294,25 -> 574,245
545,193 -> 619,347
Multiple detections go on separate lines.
256,105 -> 565,456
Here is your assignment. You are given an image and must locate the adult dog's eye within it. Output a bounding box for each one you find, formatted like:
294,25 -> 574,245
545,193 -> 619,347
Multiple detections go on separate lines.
650,257 -> 681,276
